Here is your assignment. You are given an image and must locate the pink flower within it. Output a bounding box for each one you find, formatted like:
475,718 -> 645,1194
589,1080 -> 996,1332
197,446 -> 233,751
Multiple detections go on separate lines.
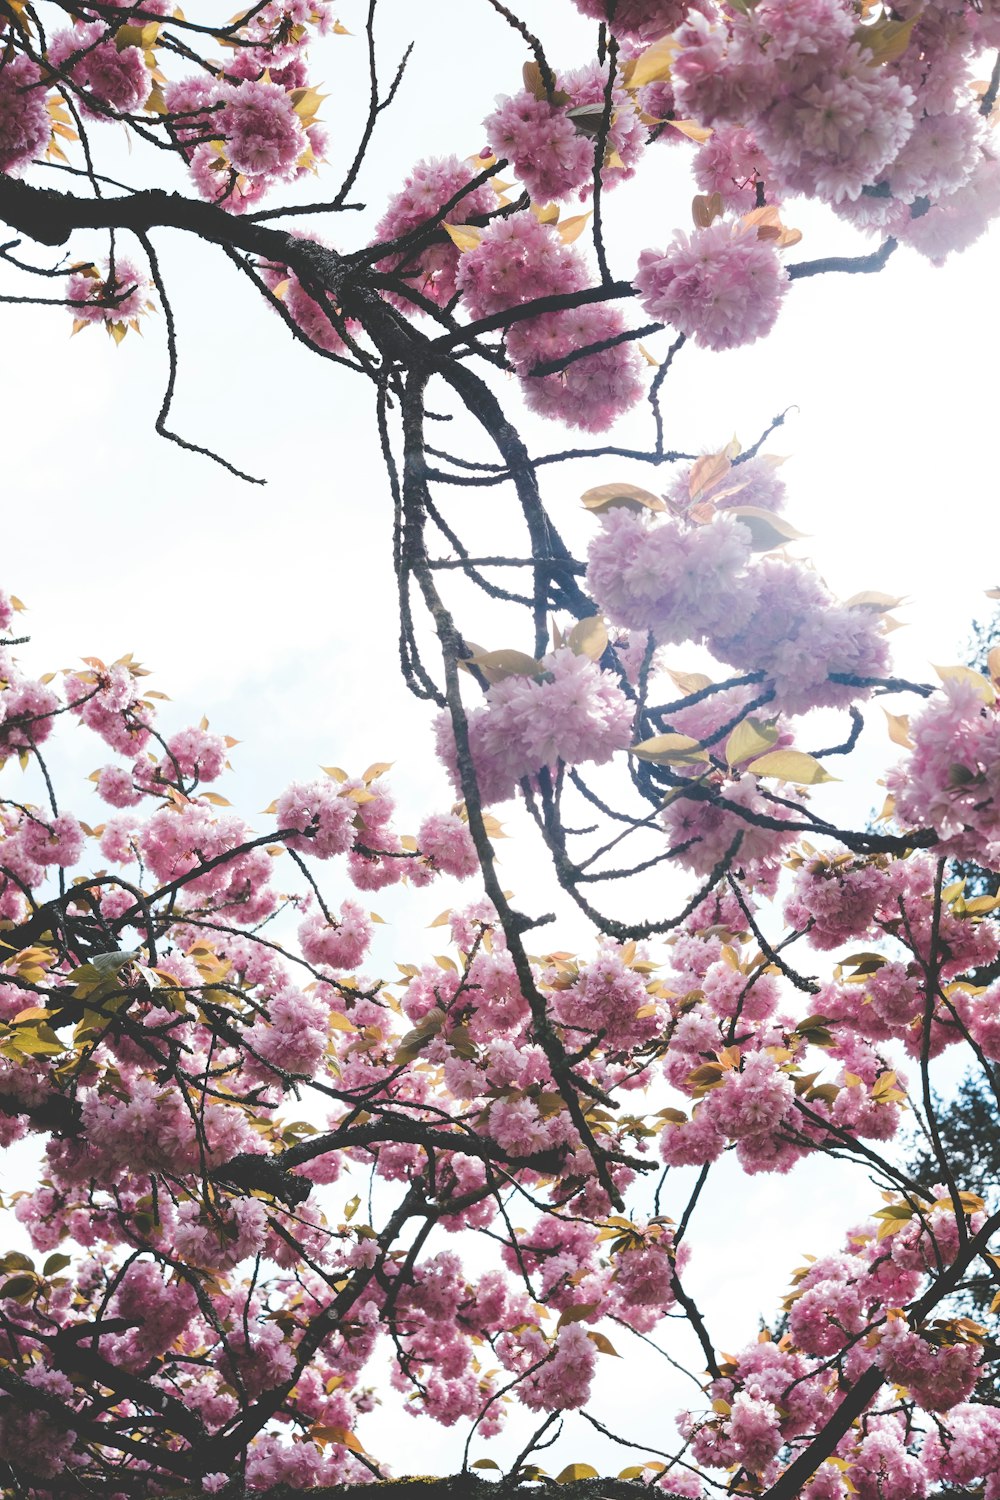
435,647 -> 634,806
299,900 -> 372,970
66,258 -> 150,328
418,812 -> 479,879
374,155 -> 499,309
569,0 -> 688,38
275,779 -> 356,858
49,23 -> 150,117
635,221 -> 788,351
221,79 -> 305,178
0,57 -> 51,175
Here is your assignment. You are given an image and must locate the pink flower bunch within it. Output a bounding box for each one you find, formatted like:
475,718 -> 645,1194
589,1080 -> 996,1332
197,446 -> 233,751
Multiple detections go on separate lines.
708,1051 -> 795,1140
168,74 -> 317,212
49,22 -> 150,118
671,5 -> 916,206
0,658 -> 58,766
552,940 -> 664,1052
516,1321 -> 598,1412
0,56 -> 51,175
608,1227 -> 684,1332
877,1319 -> 981,1412
587,507 -> 753,644
374,155 -> 500,308
510,300 -> 645,431
417,811 -> 479,878
753,44 -> 916,206
661,773 -> 802,884
784,858 -> 887,950
483,92 -> 593,204
129,803 -> 276,919
887,677 -> 1000,860
484,63 -> 643,203
635,221 -> 788,351
569,0 -> 688,38
844,1424 -> 928,1500
106,1258 -> 199,1370
897,149 -> 1000,265
66,258 -> 150,328
921,1404 -> 1000,1493
299,899 -> 373,971
693,126 -> 773,213
435,647 -> 634,805
708,557 -> 891,717
456,211 -> 588,318
454,212 -> 645,429
886,108 -> 984,205
274,778 -> 357,858
15,810 -> 85,869
220,79 -> 306,178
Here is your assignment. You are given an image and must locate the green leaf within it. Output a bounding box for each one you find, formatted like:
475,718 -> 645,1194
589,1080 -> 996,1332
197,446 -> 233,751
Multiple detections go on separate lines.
748,750 -> 838,785
10,1022 -> 66,1057
42,1253 -> 71,1277
581,482 -> 666,515
933,664 -> 996,705
725,717 -> 778,766
461,649 -> 542,684
631,733 -> 708,766
726,506 -> 807,551
0,1274 -> 37,1301
566,616 -> 608,661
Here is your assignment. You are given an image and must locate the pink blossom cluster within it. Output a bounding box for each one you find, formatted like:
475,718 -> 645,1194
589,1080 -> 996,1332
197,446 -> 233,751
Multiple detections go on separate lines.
569,0 -> 689,38
162,71 -> 322,213
483,61 -> 644,204
49,22 -> 150,118
587,507 -> 753,644
435,645 -> 634,805
65,258 -> 150,328
373,155 -> 500,309
635,220 -> 789,351
455,212 -> 643,430
693,125 -> 773,213
660,0 -> 1000,263
888,676 -> 1000,862
588,512 -> 890,715
0,56 -> 51,175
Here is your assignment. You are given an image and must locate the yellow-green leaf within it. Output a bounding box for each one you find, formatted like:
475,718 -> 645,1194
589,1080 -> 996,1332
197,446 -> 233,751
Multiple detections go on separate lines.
556,1463 -> 600,1483
626,35 -> 677,89
933,664 -> 996,705
557,212 -> 591,245
462,649 -> 542,684
726,506 -> 807,551
581,482 -> 666,514
883,709 -> 913,750
631,733 -> 707,766
725,717 -> 778,766
748,750 -> 838,785
566,616 -> 608,661
441,221 -> 483,253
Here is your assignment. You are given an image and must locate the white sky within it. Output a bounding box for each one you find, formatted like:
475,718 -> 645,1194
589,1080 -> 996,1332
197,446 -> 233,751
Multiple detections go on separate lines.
2,0 -> 999,1478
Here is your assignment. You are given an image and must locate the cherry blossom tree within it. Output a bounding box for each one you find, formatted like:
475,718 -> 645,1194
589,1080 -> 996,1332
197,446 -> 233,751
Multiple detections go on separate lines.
1,2 -> 1000,1498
